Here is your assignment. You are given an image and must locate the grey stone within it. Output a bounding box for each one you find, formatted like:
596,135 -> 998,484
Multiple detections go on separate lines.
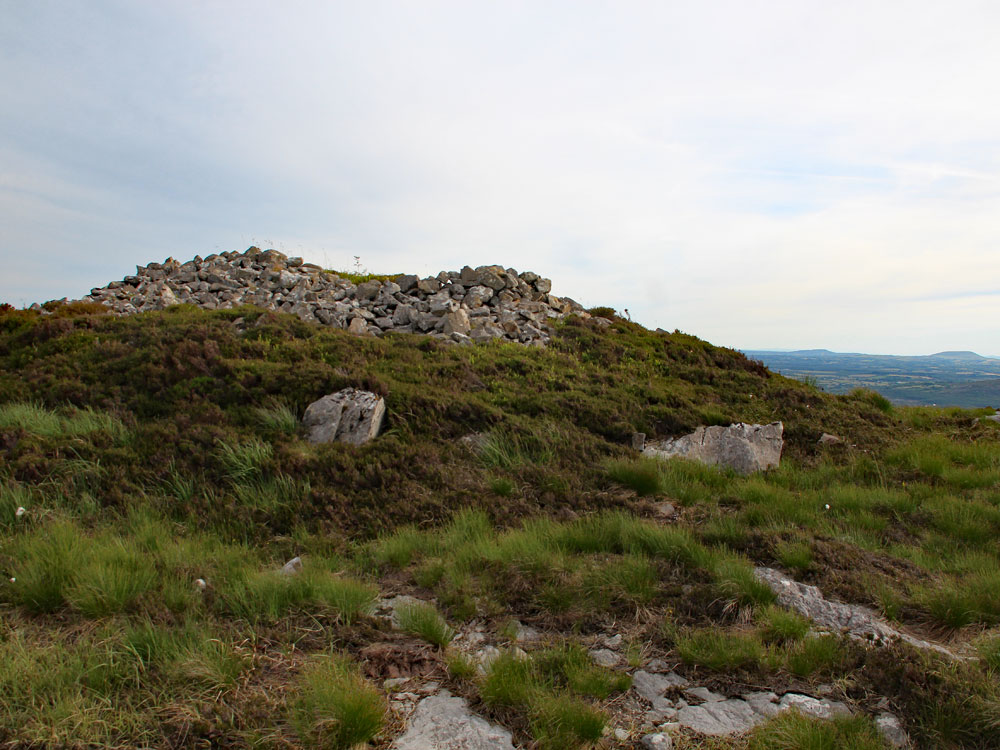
643,422 -> 784,474
632,670 -> 686,702
876,712 -> 910,748
754,567 -> 959,658
677,699 -> 763,735
686,687 -> 725,703
589,648 -> 619,667
393,691 -> 515,750
640,733 -> 673,749
818,432 -> 842,445
511,620 -> 540,643
302,388 -> 386,445
348,316 -> 370,335
442,309 -> 471,336
280,556 -> 302,575
632,432 -> 646,451
778,693 -> 850,719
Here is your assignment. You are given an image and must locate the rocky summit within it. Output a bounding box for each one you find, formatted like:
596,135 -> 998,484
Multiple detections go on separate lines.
83,246 -> 594,346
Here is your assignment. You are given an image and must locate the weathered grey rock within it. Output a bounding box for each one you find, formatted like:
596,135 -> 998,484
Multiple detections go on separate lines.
778,693 -> 850,719
876,712 -> 910,748
632,671 -> 686,702
589,648 -> 619,667
677,698 -> 763,735
632,432 -> 646,450
442,309 -> 471,336
643,422 -> 783,474
754,567 -> 958,658
818,432 -> 842,445
279,556 -> 302,576
686,687 -> 725,703
393,691 -> 515,750
640,733 -> 673,749
511,620 -> 540,643
302,388 -> 386,445
82,248 -> 584,347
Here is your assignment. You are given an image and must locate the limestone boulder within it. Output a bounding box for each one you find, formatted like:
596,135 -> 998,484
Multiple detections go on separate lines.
302,388 -> 385,445
643,422 -> 783,474
393,691 -> 515,750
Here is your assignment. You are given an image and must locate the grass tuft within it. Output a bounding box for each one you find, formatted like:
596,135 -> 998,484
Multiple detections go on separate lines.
290,654 -> 386,750
395,600 -> 455,647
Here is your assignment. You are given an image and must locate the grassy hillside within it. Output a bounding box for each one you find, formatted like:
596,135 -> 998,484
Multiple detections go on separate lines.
1,303 -> 998,749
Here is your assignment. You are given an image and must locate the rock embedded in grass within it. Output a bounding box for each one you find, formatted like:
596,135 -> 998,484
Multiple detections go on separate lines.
302,388 -> 386,445
643,422 -> 784,474
393,691 -> 515,750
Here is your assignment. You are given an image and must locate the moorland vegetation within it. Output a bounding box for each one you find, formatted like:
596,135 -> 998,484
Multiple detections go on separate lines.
0,297 -> 998,749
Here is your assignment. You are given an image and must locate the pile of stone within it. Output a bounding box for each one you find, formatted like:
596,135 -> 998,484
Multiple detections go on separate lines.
84,247 -> 589,346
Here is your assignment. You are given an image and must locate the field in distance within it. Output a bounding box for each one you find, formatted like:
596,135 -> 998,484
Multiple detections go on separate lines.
744,349 -> 1000,408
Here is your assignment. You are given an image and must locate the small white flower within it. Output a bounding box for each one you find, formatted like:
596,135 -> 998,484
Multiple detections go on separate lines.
195,578 -> 207,591
15,507 -> 25,518
824,503 -> 831,510
8,578 -> 14,583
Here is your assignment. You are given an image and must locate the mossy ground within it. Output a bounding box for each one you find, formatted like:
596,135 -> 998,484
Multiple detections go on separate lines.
0,303 -> 998,748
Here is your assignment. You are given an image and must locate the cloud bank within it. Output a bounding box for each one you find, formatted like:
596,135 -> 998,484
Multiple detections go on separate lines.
2,0 -> 999,354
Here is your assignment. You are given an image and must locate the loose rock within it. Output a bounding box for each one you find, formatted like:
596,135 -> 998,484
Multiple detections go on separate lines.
302,388 -> 385,445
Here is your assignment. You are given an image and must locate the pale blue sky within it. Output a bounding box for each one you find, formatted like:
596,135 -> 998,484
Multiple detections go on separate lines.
3,0 -> 999,354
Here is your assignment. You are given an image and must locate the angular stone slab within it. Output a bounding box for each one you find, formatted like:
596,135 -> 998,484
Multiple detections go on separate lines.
754,567 -> 958,659
643,422 -> 783,474
393,691 -> 515,750
302,388 -> 385,445
677,698 -> 765,735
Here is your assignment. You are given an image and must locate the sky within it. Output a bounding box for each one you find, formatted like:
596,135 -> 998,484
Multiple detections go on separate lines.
2,1 -> 1000,355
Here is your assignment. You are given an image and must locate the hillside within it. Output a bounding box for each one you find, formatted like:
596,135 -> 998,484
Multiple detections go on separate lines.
1,254 -> 999,750
745,348 -> 1000,408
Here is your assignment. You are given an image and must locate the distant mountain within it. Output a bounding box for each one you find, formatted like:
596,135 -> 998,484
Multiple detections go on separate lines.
743,348 -> 1000,408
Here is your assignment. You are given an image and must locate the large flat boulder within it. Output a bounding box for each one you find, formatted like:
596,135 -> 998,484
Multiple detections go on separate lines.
302,388 -> 385,445
393,691 -> 514,750
643,422 -> 783,474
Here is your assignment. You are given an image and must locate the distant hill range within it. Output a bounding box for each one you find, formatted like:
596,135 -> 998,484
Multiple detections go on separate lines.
742,349 -> 1000,408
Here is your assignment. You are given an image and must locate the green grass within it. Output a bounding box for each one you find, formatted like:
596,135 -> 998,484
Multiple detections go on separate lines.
757,605 -> 810,644
395,600 -> 455,647
250,401 -> 299,434
676,628 -> 765,671
747,710 -> 888,749
605,457 -> 666,496
0,401 -> 126,439
290,654 -> 386,750
216,438 -> 273,482
529,693 -> 606,750
784,635 -> 845,678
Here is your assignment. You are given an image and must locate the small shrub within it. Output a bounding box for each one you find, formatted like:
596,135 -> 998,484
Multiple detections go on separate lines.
370,526 -> 431,569
290,654 -> 386,750
676,628 -> 764,671
396,601 -> 455,647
